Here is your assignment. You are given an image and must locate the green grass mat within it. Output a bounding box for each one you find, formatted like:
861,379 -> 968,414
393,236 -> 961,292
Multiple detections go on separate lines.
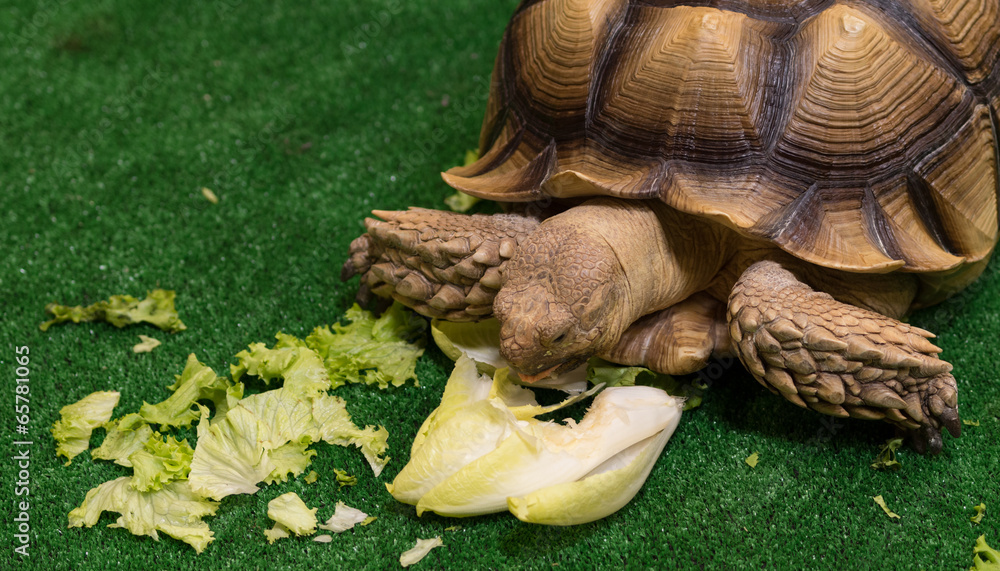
2,1 -> 998,569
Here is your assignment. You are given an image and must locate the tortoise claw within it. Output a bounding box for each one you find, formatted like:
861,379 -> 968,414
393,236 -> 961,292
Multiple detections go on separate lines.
908,424 -> 943,456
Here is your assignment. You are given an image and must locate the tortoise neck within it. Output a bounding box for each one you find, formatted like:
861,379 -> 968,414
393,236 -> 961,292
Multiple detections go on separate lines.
548,198 -> 733,328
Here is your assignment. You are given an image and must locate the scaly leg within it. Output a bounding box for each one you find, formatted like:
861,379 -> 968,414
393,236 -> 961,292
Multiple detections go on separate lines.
728,260 -> 960,454
341,208 -> 539,321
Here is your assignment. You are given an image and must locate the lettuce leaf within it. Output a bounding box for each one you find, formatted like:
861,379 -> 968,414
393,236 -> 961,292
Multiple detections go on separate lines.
267,492 -> 317,537
133,335 -> 162,353
91,413 -> 154,467
263,441 -> 317,485
306,302 -> 426,389
972,535 -> 1000,570
68,477 -> 219,554
586,358 -> 704,410
972,503 -> 987,525
230,342 -> 330,395
188,407 -> 277,500
400,537 -> 444,568
189,389 -> 390,499
41,289 -> 186,333
52,391 -> 120,465
871,438 -> 904,471
391,354 -> 683,522
319,502 -> 369,533
129,434 -> 194,492
310,392 -> 390,477
140,354 -> 233,429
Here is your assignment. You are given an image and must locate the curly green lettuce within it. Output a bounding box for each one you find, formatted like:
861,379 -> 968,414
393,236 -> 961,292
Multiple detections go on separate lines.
230,342 -> 330,395
188,388 -> 389,500
140,354 -> 234,428
972,535 -> 1000,570
129,434 -> 195,492
68,478 -> 219,553
52,391 -> 120,464
871,438 -> 904,471
91,413 -> 155,467
305,302 -> 426,389
40,289 -> 186,333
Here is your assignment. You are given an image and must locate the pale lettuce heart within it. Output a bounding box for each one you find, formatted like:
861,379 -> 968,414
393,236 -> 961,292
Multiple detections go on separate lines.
431,319 -> 589,393
506,411 -> 680,525
390,351 -> 683,523
414,386 -> 681,517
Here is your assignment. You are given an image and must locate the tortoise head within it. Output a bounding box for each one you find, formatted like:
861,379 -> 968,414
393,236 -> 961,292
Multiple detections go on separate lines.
493,223 -> 625,382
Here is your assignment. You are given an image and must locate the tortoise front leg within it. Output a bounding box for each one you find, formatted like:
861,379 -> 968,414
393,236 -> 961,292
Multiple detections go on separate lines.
341,208 -> 539,321
728,260 -> 960,454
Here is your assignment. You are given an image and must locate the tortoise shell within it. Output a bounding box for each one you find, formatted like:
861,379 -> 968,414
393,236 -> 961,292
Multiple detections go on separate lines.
443,0 -> 1000,285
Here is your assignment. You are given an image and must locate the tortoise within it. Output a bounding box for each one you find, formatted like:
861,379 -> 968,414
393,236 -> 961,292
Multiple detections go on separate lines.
343,0 -> 1000,454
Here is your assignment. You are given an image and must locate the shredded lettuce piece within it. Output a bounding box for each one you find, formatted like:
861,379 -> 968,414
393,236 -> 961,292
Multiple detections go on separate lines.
319,502 -> 369,533
41,289 -> 186,333
586,358 -> 704,410
873,495 -> 901,519
972,503 -> 987,525
267,492 -> 317,537
305,470 -> 319,484
140,354 -> 233,428
230,342 -> 330,395
91,413 -> 154,467
129,434 -> 194,492
305,302 -> 426,389
745,452 -> 760,468
188,407 -> 276,500
264,441 -> 317,485
334,469 -> 357,488
431,319 -> 505,374
310,393 -> 390,477
52,391 -> 120,465
444,190 -> 481,213
264,523 -> 291,544
189,389 -> 390,499
871,438 -> 903,471
400,537 -> 444,568
68,477 -> 219,554
133,335 -> 162,353
972,535 -> 1000,570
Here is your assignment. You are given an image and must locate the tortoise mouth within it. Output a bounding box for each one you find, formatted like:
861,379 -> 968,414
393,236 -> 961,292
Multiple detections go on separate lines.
510,355 -> 589,385
516,365 -> 560,384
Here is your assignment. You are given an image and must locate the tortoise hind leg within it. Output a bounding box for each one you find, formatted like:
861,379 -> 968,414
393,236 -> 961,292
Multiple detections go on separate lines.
601,292 -> 732,375
728,260 -> 960,454
341,208 -> 539,321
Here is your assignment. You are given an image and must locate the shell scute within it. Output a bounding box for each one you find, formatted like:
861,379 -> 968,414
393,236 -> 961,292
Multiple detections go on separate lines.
444,0 -> 1000,275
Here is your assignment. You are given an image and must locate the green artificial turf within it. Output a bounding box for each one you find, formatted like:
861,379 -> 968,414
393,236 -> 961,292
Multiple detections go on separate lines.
2,1 -> 999,569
